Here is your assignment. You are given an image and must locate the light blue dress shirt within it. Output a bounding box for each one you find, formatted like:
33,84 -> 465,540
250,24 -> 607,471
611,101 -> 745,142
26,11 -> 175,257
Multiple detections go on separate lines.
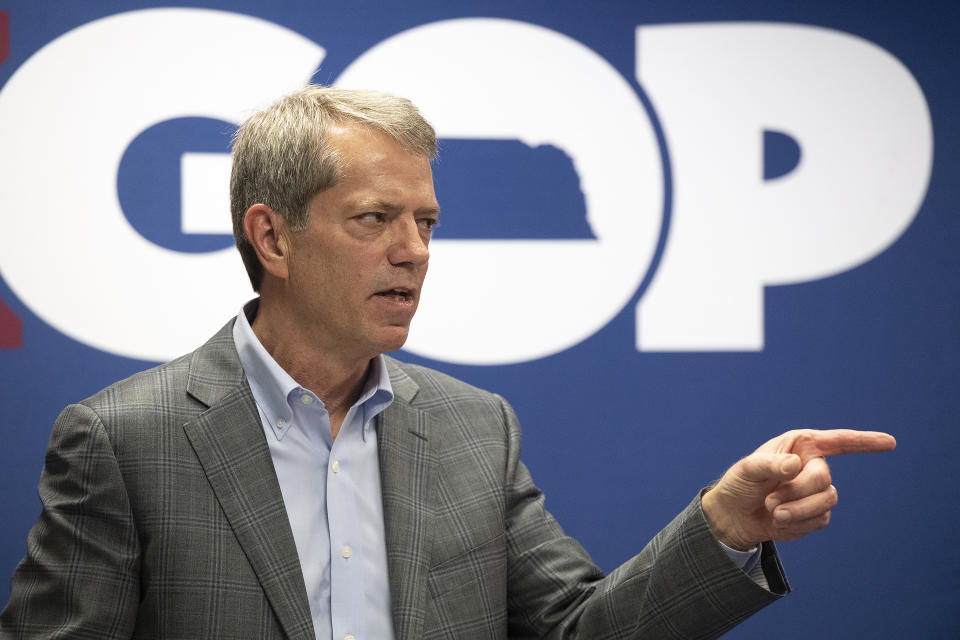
233,302 -> 395,640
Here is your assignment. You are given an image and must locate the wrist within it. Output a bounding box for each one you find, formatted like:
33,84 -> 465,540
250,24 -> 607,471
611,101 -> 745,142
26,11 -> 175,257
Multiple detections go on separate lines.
701,487 -> 756,552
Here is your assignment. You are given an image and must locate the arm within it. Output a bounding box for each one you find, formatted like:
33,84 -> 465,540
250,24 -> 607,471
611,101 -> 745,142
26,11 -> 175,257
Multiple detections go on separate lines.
0,403 -> 140,639
500,398 -> 784,640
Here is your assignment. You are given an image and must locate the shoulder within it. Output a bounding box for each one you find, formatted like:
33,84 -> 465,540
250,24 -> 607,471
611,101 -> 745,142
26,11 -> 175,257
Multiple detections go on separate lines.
78,352 -> 193,413
74,320 -> 243,430
385,355 -> 505,407
383,355 -> 522,443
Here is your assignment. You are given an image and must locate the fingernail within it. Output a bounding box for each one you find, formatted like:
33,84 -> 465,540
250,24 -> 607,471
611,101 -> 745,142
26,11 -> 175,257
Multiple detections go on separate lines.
766,497 -> 781,512
774,509 -> 791,524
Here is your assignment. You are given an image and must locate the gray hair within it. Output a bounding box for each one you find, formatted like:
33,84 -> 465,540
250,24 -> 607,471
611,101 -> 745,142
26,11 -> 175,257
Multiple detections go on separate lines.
229,85 -> 438,291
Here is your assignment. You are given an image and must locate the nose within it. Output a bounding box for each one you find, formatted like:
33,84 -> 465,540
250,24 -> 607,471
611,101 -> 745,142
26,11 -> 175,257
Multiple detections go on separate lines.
388,216 -> 429,267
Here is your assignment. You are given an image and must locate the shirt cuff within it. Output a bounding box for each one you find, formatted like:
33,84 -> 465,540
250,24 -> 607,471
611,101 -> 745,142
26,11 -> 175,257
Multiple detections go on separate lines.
719,540 -> 762,576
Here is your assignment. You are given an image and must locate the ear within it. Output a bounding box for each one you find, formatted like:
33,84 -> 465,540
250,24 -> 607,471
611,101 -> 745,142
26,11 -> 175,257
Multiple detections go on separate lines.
243,204 -> 290,281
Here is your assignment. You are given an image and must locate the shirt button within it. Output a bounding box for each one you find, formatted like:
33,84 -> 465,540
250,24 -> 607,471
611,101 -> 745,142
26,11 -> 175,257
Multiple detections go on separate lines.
276,418 -> 286,429
341,545 -> 352,559
300,394 -> 313,405
344,635 -> 355,640
331,460 -> 340,473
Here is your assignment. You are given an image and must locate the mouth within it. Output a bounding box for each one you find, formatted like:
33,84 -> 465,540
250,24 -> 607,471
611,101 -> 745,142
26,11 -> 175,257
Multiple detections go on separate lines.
373,287 -> 415,303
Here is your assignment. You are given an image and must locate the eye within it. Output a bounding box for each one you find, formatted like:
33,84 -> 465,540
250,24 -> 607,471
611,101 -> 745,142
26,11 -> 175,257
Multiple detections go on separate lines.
356,212 -> 387,225
418,217 -> 439,232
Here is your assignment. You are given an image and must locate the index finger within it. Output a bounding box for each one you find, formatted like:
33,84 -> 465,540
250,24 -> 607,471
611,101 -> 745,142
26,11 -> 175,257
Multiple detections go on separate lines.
778,429 -> 897,459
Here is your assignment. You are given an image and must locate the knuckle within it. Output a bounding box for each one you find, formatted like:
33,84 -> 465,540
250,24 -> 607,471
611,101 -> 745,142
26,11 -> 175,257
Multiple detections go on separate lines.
811,467 -> 832,491
827,486 -> 839,508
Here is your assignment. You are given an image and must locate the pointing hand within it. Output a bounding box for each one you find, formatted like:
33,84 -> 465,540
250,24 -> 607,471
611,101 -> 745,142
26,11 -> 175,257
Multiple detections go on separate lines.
701,429 -> 896,550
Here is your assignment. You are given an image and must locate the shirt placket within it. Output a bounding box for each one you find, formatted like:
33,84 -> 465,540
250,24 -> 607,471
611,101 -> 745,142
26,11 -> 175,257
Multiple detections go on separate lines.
327,405 -> 366,640
286,391 -> 334,640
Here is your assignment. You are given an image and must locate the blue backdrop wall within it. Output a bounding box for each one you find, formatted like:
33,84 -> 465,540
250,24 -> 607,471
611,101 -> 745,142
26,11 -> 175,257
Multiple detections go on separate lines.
1,1 -> 958,637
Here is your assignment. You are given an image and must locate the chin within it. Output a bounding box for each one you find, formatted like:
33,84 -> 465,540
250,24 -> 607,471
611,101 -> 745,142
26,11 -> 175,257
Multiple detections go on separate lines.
373,327 -> 410,355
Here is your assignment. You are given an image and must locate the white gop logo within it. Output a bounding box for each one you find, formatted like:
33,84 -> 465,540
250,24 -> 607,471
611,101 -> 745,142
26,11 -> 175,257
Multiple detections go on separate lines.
0,9 -> 933,364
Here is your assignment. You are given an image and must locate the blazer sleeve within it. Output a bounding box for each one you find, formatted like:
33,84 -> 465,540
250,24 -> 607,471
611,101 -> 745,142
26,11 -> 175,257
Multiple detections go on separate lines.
498,395 -> 786,640
1,403 -> 140,639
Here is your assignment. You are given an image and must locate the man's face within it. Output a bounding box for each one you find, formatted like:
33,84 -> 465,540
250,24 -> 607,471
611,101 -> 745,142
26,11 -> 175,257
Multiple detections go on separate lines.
282,124 -> 439,363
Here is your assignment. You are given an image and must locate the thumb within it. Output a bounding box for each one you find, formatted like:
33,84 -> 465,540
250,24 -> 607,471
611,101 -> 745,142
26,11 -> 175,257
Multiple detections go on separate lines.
738,452 -> 802,483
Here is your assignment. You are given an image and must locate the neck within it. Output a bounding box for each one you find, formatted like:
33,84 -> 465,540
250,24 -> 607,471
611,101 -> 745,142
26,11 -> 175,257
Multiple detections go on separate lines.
251,297 -> 372,435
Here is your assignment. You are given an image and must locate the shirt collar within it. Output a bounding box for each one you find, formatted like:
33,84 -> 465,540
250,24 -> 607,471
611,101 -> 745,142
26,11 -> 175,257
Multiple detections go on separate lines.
232,298 -> 393,442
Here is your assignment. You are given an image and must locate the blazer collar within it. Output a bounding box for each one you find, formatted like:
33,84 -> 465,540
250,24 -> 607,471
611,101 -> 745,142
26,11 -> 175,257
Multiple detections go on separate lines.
379,357 -> 437,640
182,321 -> 315,640
384,355 -> 420,404
184,320 -> 247,407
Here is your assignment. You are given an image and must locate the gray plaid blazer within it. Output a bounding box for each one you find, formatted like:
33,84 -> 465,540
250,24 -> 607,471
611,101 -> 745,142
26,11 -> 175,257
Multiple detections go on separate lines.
1,321 -> 785,639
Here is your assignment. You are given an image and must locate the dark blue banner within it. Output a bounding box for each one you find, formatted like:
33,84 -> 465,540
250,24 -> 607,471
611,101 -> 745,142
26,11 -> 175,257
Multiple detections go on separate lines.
1,2 -> 957,637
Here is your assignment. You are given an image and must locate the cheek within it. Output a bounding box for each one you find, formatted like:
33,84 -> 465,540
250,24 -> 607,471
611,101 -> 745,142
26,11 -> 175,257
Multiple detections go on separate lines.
295,238 -> 386,294
329,258 -> 378,301
289,256 -> 346,300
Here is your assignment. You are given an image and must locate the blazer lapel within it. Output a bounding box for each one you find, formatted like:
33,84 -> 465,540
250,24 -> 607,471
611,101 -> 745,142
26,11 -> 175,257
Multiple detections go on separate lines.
379,360 -> 437,640
181,323 -> 314,640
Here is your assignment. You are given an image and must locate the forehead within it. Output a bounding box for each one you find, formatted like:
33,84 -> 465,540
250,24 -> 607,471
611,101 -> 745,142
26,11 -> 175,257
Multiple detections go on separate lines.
338,123 -> 432,172
329,123 -> 420,162
315,124 -> 438,211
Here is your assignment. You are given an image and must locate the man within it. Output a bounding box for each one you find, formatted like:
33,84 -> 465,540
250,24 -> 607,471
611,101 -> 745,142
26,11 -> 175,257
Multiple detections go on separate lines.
1,86 -> 895,639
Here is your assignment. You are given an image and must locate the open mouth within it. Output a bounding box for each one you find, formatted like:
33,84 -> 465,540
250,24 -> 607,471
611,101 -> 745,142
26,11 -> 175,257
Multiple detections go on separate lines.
375,288 -> 413,302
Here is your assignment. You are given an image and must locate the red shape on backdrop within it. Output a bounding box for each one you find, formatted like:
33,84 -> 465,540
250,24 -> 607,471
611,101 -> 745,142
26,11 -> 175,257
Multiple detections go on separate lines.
0,11 -> 21,348
0,299 -> 23,349
0,12 -> 8,65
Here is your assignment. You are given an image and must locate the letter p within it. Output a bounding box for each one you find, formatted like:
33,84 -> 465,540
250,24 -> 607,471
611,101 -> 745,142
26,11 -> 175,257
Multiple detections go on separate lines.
635,23 -> 933,350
